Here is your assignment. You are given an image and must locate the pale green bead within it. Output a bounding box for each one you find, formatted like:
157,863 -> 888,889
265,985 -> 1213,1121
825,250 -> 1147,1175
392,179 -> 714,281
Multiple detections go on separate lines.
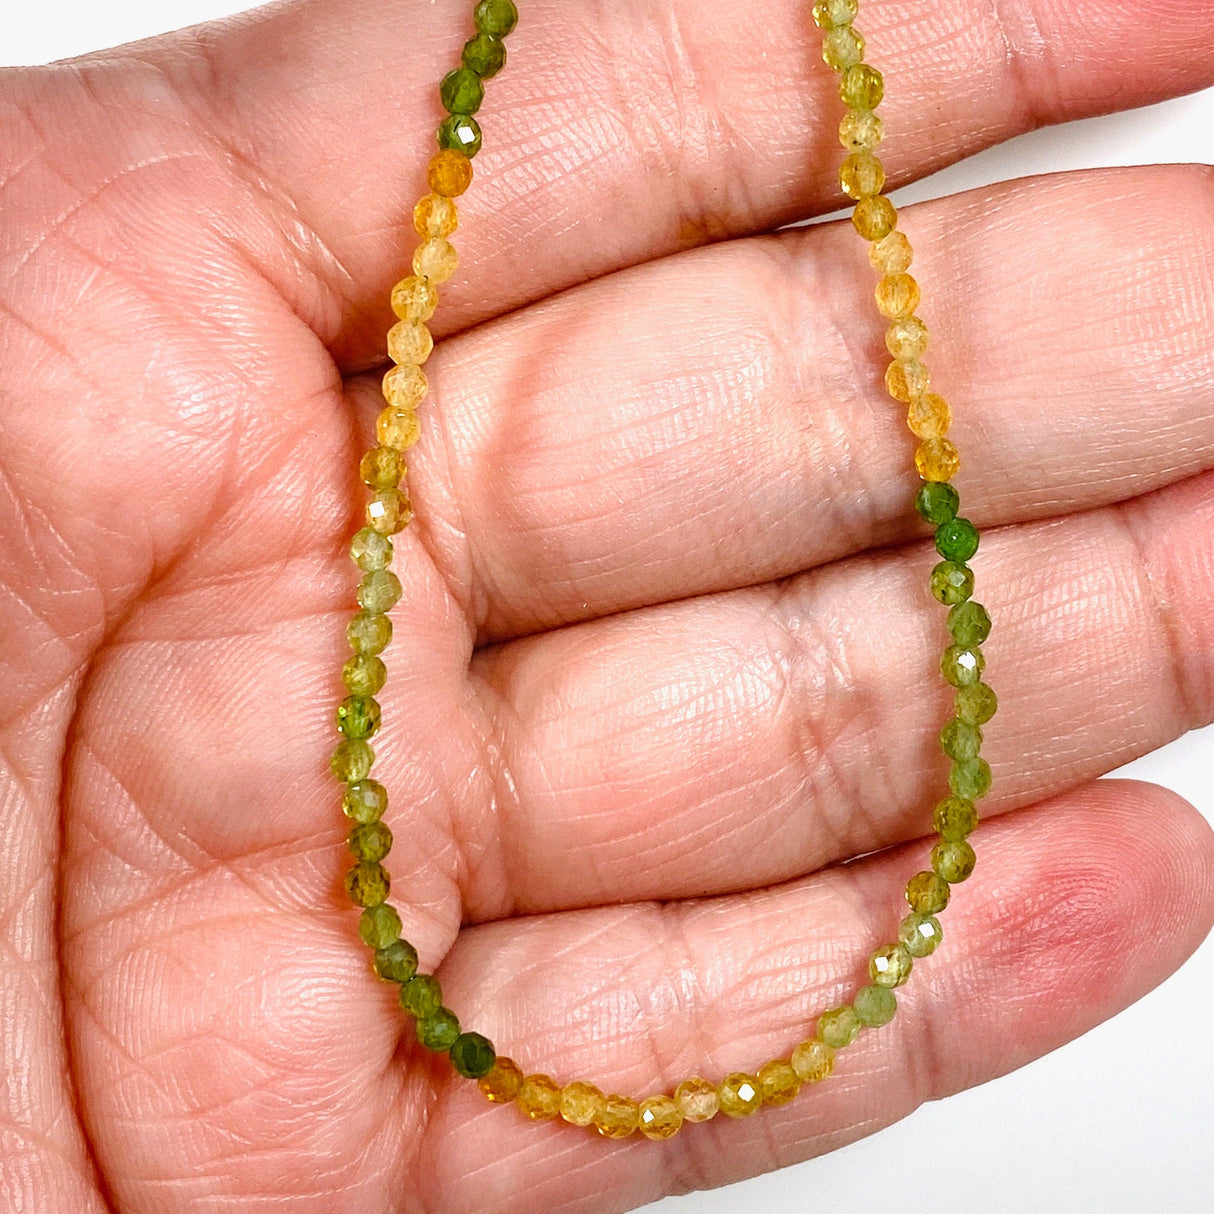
330,739 -> 374,783
351,527 -> 393,572
956,681 -> 998,725
941,644 -> 985,688
950,757 -> 992,800
940,717 -> 982,760
818,1005 -> 861,1049
342,778 -> 387,823
898,912 -> 942,958
853,983 -> 897,1027
358,570 -> 403,614
869,942 -> 913,987
348,611 -> 392,655
933,838 -> 977,883
822,24 -> 864,70
343,654 -> 387,696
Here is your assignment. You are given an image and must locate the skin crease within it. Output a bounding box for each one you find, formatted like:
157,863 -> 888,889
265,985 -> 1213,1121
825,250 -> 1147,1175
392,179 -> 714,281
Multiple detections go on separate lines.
0,0 -> 1211,1212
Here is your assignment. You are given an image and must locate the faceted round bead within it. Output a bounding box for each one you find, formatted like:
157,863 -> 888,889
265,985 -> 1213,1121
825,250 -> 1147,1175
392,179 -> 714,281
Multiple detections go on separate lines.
413,195 -> 459,240
560,1081 -> 605,1127
367,487 -> 413,535
438,112 -> 483,157
383,364 -> 428,412
933,795 -> 979,840
440,67 -> 484,115
391,273 -> 439,320
351,526 -> 393,571
413,237 -> 460,283
674,1077 -> 719,1123
940,717 -> 983,760
822,25 -> 865,70
870,942 -> 913,987
950,757 -> 993,800
908,392 -> 951,439
400,974 -> 443,1019
337,695 -> 381,740
948,600 -> 992,647
358,569 -> 403,614
518,1074 -> 562,1121
875,272 -> 920,319
885,358 -> 929,403
639,1094 -> 684,1139
451,1032 -> 497,1079
331,739 -> 374,783
348,610 -> 392,656
417,1008 -> 461,1051
374,938 -> 419,982
956,681 -> 998,726
462,33 -> 507,78
869,230 -> 913,274
933,838 -> 977,883
818,1005 -> 861,1049
852,195 -> 897,241
915,481 -> 959,525
941,644 -> 985,688
885,315 -> 929,360
480,1057 -> 524,1102
427,149 -> 473,198
474,0 -> 519,37
359,446 -> 404,491
358,902 -> 401,950
936,517 -> 980,563
791,1038 -> 835,1083
898,912 -> 943,958
756,1060 -> 800,1106
840,63 -> 884,109
839,151 -> 885,199
348,820 -> 393,863
839,106 -> 884,152
853,984 -> 897,1027
343,654 -> 387,697
387,320 -> 433,367
906,870 -> 951,915
595,1094 -> 640,1138
813,0 -> 859,30
342,778 -> 387,824
916,437 -> 962,482
717,1073 -> 763,1118
930,560 -> 974,605
376,407 -> 422,452
344,860 -> 389,907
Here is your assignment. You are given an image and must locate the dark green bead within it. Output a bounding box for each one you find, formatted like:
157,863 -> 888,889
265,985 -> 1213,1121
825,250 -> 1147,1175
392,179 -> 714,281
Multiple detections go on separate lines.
348,821 -> 393,863
359,902 -> 401,949
336,695 -> 382,739
450,1032 -> 497,1078
474,0 -> 518,37
956,681 -> 998,725
416,1007 -> 461,1051
342,778 -> 387,824
330,739 -> 374,783
401,974 -> 442,1019
915,481 -> 959,524
374,938 -> 419,983
941,644 -> 985,688
947,600 -> 992,647
932,838 -> 977,883
932,795 -> 978,840
853,983 -> 897,1028
437,113 -> 482,158
940,717 -> 982,760
949,757 -> 992,801
462,32 -> 506,78
935,517 -> 980,563
344,861 -> 390,907
440,67 -> 484,115
929,560 -> 974,605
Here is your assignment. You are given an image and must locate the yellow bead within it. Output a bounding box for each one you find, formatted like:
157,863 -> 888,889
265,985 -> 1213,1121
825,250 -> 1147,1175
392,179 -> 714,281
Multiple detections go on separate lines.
852,195 -> 897,241
839,106 -> 884,151
359,445 -> 403,490
413,193 -> 459,238
907,392 -> 951,439
390,276 -> 438,323
479,1057 -> 524,1102
366,487 -> 413,535
885,358 -> 929,403
822,25 -> 865,70
869,230 -> 913,275
594,1094 -> 639,1139
840,62 -> 884,110
717,1072 -> 762,1118
791,1038 -> 836,1083
383,363 -> 428,409
428,148 -> 473,197
674,1077 -> 719,1123
413,238 -> 459,284
559,1081 -> 605,1127
517,1074 -> 562,1121
916,437 -> 962,482
387,320 -> 433,367
885,315 -> 929,360
638,1094 -> 683,1140
756,1059 -> 801,1106
839,151 -> 885,200
875,273 -> 921,319
376,407 -> 422,452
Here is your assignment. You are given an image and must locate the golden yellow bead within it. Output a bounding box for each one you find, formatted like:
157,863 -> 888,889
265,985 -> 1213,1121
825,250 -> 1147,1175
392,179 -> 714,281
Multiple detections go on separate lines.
869,230 -> 913,275
376,406 -> 422,451
390,275 -> 438,323
387,320 -> 433,367
885,358 -> 930,403
517,1074 -> 562,1121
479,1057 -> 524,1103
839,151 -> 885,200
366,487 -> 413,535
875,272 -> 921,319
559,1081 -> 605,1127
383,363 -> 428,410
907,392 -> 951,439
428,148 -> 473,197
413,237 -> 460,284
638,1094 -> 684,1140
413,192 -> 459,238
756,1059 -> 801,1106
717,1072 -> 763,1118
885,315 -> 929,360
791,1038 -> 836,1084
360,445 -> 403,490
674,1077 -> 719,1123
916,436 -> 962,482
839,106 -> 884,152
852,195 -> 897,242
594,1094 -> 639,1139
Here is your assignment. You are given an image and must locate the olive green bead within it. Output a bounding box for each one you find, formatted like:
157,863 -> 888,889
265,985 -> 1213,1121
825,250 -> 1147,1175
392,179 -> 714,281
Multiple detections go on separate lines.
956,681 -> 998,725
812,0 -> 858,30
440,67 -> 484,115
932,795 -> 978,840
401,974 -> 443,1019
336,695 -> 381,740
950,757 -> 993,800
348,821 -> 393,863
359,902 -> 401,949
344,860 -> 390,907
869,942 -> 913,988
906,870 -> 950,915
940,717 -> 982,760
358,570 -> 403,614
343,654 -> 387,697
330,739 -> 374,783
898,912 -> 943,958
474,0 -> 518,36
839,63 -> 884,109
374,938 -> 419,983
451,1032 -> 497,1079
462,32 -> 506,78
947,600 -> 992,647
438,113 -> 482,157
935,517 -> 980,563
933,838 -> 977,883
360,446 -> 404,491
915,481 -> 959,525
941,644 -> 985,688
853,983 -> 897,1027
342,778 -> 387,824
416,1007 -> 461,1051
930,561 -> 974,605
351,526 -> 393,572
348,611 -> 392,656
818,1005 -> 861,1049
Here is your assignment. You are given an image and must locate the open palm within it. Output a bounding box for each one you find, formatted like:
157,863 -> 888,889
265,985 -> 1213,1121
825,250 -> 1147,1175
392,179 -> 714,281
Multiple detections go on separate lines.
4,1 -> 1214,1211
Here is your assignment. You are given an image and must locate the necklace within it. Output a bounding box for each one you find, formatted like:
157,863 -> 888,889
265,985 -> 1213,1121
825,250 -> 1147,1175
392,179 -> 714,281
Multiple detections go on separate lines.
330,0 -> 995,1141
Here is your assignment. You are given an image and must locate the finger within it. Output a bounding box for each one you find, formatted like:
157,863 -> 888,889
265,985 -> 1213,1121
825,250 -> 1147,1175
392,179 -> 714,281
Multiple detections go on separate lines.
157,0 -> 1214,363
416,780 -> 1214,1213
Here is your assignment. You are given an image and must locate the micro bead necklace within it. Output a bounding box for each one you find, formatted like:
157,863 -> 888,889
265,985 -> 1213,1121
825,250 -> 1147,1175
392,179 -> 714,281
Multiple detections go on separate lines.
332,0 -> 996,1141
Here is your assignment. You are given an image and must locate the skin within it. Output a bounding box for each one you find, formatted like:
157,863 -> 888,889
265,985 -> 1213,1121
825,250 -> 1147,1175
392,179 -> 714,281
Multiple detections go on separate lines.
0,0 -> 1212,1211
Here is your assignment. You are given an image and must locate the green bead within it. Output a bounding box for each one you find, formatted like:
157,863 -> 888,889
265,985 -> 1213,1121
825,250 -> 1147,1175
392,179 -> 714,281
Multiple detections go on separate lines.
343,654 -> 387,697
932,795 -> 978,840
956,681 -> 998,725
359,902 -> 401,949
933,839 -> 977,884
947,600 -> 991,647
348,611 -> 392,656
940,717 -> 982,760
941,644 -> 985,688
818,1005 -> 861,1049
374,938 -> 419,983
401,974 -> 443,1019
473,0 -> 518,37
438,113 -> 483,157
915,481 -> 959,525
360,447 -> 404,492
330,739 -> 374,783
839,63 -> 884,109
342,778 -> 387,824
348,821 -> 393,863
853,983 -> 897,1028
416,1007 -> 461,1051
344,860 -> 390,907
336,695 -> 382,739
812,0 -> 858,30
898,912 -> 942,958
869,942 -> 913,988
906,870 -> 950,915
935,517 -> 979,563
462,32 -> 506,78
930,561 -> 974,605
351,526 -> 393,571
358,570 -> 403,614
950,757 -> 992,800
450,1031 -> 497,1079
440,67 -> 484,115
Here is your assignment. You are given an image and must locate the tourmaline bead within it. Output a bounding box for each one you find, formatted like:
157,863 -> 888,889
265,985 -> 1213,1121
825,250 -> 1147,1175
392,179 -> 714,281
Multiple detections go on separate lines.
376,407 -> 422,451
374,938 -> 419,982
518,1074 -> 562,1121
791,1038 -> 835,1082
462,33 -> 506,78
818,1005 -> 861,1048
401,974 -> 443,1019
343,654 -> 387,697
438,112 -> 482,157
348,610 -> 392,655
933,795 -> 978,840
348,820 -> 393,863
854,983 -> 897,1027
639,1095 -> 684,1139
413,195 -> 459,240
840,151 -> 884,199
956,681 -> 998,725
948,600 -> 992,647
351,526 -> 393,571
674,1077 -> 719,1122
718,1073 -> 763,1118
870,942 -> 913,987
930,560 -> 974,605
367,487 -> 413,534
331,739 -> 374,782
342,778 -> 387,823
358,902 -> 401,949
479,1057 -> 524,1103
940,717 -> 982,760
916,436 -> 962,482
907,392 -> 951,439
839,107 -> 884,152
898,912 -> 943,958
345,860 -> 389,906
383,364 -> 428,411
451,1033 -> 497,1079
852,194 -> 896,240
756,1060 -> 800,1106
391,274 -> 439,321
440,67 -> 484,115
474,0 -> 518,37
560,1081 -> 605,1127
933,838 -> 977,883
840,62 -> 884,109
885,358 -> 929,403
337,694 -> 382,740
915,481 -> 959,524
358,570 -> 403,615
427,149 -> 473,197
813,0 -> 858,29
936,517 -> 980,563
875,272 -> 920,319
388,320 -> 433,366
360,446 -> 404,491
417,1008 -> 461,1051
595,1094 -> 640,1138
941,644 -> 985,688
869,230 -> 912,274
906,870 -> 951,915
413,237 -> 460,282
950,757 -> 993,800
886,314 -> 928,360
822,25 -> 866,71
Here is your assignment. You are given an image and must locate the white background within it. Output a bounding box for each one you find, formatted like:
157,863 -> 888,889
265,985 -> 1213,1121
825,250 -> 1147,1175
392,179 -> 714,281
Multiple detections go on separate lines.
5,4 -> 1212,1213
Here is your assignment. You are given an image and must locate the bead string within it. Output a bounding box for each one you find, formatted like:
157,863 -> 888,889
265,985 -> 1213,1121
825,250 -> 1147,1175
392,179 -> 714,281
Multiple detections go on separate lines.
330,0 -> 997,1141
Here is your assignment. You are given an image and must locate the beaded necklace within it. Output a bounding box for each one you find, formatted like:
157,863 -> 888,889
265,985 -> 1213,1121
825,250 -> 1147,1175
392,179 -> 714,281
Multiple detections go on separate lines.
330,0 -> 995,1141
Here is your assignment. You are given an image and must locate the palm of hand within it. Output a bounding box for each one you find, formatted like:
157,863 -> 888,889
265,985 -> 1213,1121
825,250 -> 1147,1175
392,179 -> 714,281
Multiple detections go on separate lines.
3,4 -> 1214,1213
